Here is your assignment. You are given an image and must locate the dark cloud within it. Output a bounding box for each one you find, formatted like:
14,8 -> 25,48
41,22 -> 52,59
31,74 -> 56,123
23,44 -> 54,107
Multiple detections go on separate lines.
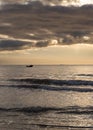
35,41 -> 49,47
0,2 -> 93,51
0,40 -> 33,51
0,0 -> 78,5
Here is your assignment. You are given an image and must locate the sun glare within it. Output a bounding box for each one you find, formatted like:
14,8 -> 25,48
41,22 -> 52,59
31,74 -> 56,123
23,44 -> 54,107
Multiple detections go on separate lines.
80,0 -> 93,5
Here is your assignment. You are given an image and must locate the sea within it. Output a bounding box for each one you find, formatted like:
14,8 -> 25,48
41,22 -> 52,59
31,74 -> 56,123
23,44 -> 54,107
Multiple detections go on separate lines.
0,65 -> 93,130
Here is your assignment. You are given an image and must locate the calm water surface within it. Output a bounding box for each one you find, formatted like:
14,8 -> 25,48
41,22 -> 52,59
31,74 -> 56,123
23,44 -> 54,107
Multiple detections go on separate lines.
0,65 -> 93,130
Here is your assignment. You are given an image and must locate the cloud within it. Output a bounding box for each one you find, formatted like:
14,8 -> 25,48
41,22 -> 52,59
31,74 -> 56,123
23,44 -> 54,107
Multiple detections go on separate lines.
0,40 -> 33,51
0,2 -> 93,52
35,41 -> 49,47
39,0 -> 80,6
0,0 -> 25,5
1,0 -> 93,6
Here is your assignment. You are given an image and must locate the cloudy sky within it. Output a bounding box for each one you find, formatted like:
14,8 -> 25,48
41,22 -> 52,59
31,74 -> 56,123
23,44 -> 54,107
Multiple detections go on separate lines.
0,0 -> 93,65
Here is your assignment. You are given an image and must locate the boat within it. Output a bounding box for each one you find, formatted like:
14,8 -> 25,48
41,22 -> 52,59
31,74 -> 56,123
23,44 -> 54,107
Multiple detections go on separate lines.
26,65 -> 33,67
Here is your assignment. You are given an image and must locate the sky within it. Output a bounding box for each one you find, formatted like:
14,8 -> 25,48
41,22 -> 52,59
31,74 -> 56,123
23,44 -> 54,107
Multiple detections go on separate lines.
0,0 -> 93,65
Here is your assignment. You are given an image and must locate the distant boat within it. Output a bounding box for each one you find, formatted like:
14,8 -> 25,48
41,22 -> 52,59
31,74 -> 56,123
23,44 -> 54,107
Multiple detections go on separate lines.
26,65 -> 33,67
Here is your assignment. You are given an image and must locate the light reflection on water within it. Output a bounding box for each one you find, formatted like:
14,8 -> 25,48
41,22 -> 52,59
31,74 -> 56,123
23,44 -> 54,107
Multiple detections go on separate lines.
0,65 -> 93,129
0,87 -> 93,108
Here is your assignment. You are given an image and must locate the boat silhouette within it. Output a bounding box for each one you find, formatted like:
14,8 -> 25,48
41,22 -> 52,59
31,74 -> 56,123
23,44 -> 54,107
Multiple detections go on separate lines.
26,65 -> 33,67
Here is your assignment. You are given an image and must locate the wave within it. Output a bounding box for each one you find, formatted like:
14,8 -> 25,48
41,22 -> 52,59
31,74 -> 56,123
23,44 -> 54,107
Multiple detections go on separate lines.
1,84 -> 93,92
5,78 -> 93,92
13,78 -> 93,86
12,79 -> 93,86
0,106 -> 93,115
77,74 -> 93,77
1,106 -> 93,129
31,124 -> 93,129
31,123 -> 93,129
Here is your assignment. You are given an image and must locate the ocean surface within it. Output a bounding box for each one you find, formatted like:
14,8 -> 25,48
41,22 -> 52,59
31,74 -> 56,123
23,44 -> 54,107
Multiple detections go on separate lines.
0,65 -> 93,130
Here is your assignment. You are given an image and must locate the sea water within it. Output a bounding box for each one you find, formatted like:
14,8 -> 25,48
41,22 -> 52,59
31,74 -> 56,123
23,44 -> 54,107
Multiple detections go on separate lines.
0,65 -> 93,130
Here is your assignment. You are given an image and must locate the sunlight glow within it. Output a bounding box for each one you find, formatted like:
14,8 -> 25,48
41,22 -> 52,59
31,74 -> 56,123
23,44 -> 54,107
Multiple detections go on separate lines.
80,0 -> 93,5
